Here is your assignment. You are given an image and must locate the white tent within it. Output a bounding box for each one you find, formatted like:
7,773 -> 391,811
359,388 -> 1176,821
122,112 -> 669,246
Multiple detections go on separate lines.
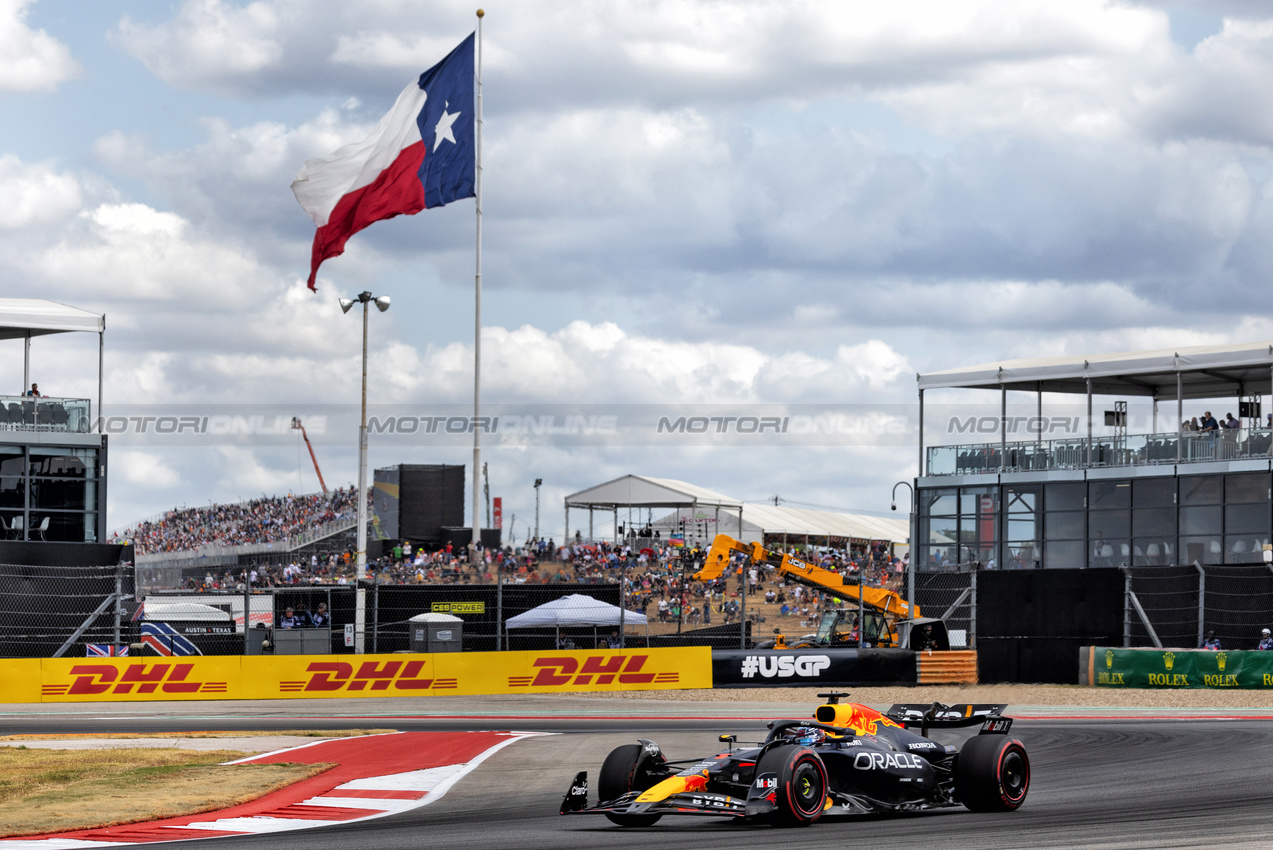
505,593 -> 648,628
0,297 -> 106,420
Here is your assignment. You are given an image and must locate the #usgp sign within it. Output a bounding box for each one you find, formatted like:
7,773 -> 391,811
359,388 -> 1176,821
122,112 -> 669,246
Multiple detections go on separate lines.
712,649 -> 917,687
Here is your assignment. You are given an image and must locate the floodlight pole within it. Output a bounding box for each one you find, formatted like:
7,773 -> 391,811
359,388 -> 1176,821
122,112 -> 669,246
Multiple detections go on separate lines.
893,481 -> 916,625
341,291 -> 389,654
534,478 -> 542,541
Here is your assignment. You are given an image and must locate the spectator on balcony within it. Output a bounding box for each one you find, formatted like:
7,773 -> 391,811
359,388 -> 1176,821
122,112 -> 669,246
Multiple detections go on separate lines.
24,383 -> 40,397
1223,413 -> 1240,430
1200,412 -> 1219,433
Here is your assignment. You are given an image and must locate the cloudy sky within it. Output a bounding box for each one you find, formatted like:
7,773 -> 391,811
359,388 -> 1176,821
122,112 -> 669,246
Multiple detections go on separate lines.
3,0 -> 1272,540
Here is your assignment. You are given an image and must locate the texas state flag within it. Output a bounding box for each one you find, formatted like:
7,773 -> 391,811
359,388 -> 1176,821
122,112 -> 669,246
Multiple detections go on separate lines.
292,33 -> 476,289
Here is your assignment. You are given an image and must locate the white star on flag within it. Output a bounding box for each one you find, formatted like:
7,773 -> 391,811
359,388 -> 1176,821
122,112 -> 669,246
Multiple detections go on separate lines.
434,103 -> 461,149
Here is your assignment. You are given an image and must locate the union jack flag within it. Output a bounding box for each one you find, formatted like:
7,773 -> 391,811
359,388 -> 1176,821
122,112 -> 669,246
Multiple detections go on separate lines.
139,622 -> 202,656
86,644 -> 129,657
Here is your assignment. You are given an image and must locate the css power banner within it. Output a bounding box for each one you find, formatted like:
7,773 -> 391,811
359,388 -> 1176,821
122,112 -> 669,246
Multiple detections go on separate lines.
10,647 -> 711,703
1085,647 -> 1273,689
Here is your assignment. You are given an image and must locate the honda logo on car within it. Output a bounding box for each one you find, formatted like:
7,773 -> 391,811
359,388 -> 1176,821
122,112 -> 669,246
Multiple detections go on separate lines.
854,752 -> 925,771
739,654 -> 831,678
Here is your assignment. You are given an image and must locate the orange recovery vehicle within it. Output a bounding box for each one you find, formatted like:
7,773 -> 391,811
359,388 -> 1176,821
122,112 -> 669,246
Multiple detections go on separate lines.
692,534 -> 949,651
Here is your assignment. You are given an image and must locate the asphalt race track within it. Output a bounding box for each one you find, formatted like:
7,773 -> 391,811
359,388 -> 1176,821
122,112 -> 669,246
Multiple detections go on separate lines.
3,699 -> 1271,850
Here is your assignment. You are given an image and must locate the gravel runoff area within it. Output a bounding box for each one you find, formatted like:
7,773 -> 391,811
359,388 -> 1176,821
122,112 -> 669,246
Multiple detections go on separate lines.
582,684 -> 1273,708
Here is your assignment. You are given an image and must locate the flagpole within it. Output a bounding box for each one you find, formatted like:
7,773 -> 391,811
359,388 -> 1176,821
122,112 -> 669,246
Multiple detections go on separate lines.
472,9 -> 484,592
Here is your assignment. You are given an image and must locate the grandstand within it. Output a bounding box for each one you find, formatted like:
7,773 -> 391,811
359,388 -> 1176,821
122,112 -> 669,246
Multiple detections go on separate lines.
115,488 -> 365,589
916,339 -> 1273,569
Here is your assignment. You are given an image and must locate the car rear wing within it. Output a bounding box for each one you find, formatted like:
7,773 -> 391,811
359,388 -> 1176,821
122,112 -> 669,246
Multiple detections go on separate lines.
885,702 -> 1012,736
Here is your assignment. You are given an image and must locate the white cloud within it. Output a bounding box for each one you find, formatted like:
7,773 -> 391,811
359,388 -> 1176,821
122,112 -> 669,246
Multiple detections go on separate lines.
38,202 -> 266,304
113,450 -> 181,489
115,0 -> 284,94
16,0 -> 1273,533
0,0 -> 78,92
0,154 -> 82,228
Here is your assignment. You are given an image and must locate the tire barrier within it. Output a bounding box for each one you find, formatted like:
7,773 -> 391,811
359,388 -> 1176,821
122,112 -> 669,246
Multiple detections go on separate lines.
1083,646 -> 1273,688
711,648 -> 917,687
918,649 -> 979,684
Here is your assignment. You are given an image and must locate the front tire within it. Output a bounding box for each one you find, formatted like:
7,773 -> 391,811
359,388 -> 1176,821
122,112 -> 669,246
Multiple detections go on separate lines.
755,746 -> 828,826
598,743 -> 663,826
955,735 -> 1030,812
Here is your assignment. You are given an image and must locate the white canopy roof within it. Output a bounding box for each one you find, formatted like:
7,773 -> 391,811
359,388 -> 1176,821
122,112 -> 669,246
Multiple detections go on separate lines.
653,503 -> 908,544
505,593 -> 648,628
566,474 -> 742,509
918,340 -> 1273,400
408,613 -> 463,624
0,298 -> 104,340
143,602 -> 231,621
735,503 -> 909,543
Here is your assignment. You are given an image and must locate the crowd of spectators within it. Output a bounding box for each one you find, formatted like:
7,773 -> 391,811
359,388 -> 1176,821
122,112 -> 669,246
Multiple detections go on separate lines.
113,487 -> 362,555
177,535 -> 903,637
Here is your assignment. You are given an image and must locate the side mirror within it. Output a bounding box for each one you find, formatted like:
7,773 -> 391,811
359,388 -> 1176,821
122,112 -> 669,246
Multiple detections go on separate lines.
719,734 -> 736,752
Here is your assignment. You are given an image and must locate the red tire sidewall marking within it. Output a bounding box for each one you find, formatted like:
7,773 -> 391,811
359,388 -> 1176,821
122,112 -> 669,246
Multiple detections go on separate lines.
996,741 -> 1029,807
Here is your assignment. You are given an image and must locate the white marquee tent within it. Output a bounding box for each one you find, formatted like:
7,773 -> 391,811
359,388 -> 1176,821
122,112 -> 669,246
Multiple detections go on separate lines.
505,594 -> 648,628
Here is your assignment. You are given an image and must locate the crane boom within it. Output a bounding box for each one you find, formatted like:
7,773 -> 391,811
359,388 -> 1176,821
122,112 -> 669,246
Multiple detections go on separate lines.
693,534 -> 918,620
290,417 -> 328,494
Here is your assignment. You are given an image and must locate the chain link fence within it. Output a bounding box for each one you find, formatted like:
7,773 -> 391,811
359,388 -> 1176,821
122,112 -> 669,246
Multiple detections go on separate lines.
0,559 -> 1013,658
911,569 -> 977,648
1126,565 -> 1273,650
0,562 -> 133,658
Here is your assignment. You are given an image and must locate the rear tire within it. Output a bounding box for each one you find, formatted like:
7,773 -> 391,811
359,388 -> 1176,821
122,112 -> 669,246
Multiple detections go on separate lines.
598,743 -> 663,826
955,735 -> 1030,812
755,746 -> 828,826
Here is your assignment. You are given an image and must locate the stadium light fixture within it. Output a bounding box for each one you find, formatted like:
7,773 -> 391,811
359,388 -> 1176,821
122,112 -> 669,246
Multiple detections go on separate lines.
534,478 -> 543,542
342,290 -> 390,654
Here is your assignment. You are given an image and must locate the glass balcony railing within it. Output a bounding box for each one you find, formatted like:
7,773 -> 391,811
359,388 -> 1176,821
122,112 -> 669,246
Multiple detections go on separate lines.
926,429 -> 1273,476
0,395 -> 92,433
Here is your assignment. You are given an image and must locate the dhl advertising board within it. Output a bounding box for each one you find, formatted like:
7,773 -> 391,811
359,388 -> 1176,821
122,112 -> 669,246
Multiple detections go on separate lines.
1084,646 -> 1273,689
1,647 -> 712,703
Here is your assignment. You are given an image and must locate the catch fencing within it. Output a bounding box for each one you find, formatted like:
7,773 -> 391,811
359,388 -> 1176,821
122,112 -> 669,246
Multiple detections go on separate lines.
0,562 -> 133,658
911,568 -> 977,648
1125,564 -> 1273,650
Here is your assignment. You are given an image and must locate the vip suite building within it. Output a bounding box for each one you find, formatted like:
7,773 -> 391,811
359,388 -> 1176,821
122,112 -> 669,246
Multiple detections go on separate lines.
0,299 -> 107,547
915,341 -> 1273,572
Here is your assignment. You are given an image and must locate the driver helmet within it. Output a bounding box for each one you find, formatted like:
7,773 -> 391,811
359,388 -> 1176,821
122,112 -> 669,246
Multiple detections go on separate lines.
794,727 -> 826,746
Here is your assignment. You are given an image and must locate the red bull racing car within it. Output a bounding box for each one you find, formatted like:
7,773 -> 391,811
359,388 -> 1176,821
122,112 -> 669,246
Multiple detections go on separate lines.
560,693 -> 1028,827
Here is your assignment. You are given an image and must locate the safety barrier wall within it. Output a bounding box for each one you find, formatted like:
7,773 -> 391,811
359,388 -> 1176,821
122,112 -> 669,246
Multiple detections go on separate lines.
1082,646 -> 1273,688
712,649 -> 918,687
0,646 -> 711,704
917,650 -> 978,684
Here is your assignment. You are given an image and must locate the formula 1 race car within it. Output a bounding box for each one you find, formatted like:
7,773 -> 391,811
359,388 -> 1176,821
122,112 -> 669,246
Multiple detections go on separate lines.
560,693 -> 1028,827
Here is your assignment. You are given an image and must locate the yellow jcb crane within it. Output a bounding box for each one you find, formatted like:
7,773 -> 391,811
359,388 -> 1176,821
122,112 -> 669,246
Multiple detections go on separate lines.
692,534 -> 948,650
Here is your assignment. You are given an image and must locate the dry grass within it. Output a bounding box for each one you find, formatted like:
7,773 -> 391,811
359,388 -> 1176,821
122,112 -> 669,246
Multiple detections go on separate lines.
0,747 -> 332,838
